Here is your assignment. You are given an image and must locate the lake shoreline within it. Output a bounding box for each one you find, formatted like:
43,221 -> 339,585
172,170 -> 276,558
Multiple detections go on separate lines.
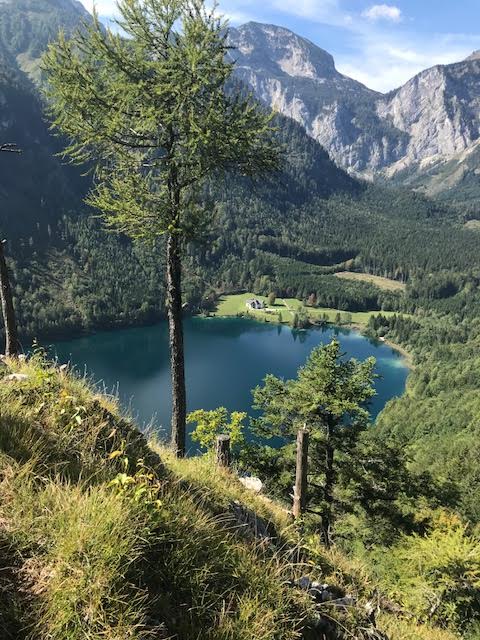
346,322 -> 414,370
209,293 -> 414,369
208,312 -> 415,371
47,306 -> 414,374
382,338 -> 414,370
52,316 -> 409,433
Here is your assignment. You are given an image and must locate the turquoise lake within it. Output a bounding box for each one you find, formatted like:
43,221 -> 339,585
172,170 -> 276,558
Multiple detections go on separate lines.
52,317 -> 409,452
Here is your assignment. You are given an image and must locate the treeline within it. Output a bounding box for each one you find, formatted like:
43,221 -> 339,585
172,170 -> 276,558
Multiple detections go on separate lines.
10,217 -> 166,339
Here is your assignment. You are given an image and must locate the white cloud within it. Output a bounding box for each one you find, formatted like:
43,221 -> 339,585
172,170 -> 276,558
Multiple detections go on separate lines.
336,32 -> 478,92
362,4 -> 402,23
269,0 -> 355,29
78,0 -> 119,15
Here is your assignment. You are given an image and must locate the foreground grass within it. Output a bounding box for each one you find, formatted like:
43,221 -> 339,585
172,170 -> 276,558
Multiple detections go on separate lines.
212,293 -> 399,326
0,355 -> 374,640
0,355 -> 459,640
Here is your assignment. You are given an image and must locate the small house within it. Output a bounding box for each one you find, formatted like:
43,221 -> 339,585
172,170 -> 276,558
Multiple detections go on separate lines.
246,298 -> 265,310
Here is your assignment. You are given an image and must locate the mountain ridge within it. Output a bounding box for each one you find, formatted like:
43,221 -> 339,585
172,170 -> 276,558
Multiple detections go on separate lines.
2,2 -> 478,203
229,22 -> 480,202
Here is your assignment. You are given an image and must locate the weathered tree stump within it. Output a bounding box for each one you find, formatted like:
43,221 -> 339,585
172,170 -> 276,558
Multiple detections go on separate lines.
0,240 -> 20,357
216,434 -> 231,468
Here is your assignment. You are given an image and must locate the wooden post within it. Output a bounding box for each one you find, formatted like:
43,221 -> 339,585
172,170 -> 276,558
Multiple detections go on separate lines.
0,240 -> 20,357
293,428 -> 309,519
216,434 -> 231,468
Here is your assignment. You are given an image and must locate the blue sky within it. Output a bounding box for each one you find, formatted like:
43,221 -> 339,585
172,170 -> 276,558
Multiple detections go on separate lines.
79,1 -> 480,92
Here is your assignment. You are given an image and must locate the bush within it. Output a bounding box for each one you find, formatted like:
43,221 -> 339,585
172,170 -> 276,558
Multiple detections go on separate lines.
187,407 -> 246,452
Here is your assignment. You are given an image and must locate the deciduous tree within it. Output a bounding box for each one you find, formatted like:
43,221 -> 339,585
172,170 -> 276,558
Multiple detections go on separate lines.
43,0 -> 279,456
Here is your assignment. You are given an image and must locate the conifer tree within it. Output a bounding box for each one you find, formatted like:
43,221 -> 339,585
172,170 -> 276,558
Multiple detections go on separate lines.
43,0 -> 279,456
252,340 -> 376,546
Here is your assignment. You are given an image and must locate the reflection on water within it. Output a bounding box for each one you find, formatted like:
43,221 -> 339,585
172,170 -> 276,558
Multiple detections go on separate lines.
52,317 -> 409,450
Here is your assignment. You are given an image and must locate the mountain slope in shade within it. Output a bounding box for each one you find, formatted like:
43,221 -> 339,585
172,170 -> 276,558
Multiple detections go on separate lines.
230,23 -> 480,202
0,0 -> 89,80
0,0 -> 88,239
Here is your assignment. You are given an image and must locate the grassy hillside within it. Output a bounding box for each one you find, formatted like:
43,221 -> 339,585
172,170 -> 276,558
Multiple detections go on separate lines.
0,354 -> 460,640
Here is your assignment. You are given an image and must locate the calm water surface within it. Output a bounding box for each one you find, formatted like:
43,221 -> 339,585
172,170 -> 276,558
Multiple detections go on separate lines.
52,317 -> 409,451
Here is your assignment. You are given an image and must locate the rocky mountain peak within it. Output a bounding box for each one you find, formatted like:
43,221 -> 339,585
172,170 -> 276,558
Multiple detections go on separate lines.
466,50 -> 480,61
228,21 -> 480,193
230,22 -> 338,81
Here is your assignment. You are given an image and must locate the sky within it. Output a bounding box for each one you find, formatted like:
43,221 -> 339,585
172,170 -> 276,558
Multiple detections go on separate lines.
78,1 -> 480,93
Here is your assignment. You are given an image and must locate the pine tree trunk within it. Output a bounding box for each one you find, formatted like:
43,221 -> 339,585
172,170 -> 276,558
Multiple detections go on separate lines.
322,422 -> 335,548
0,240 -> 20,357
166,232 -> 186,457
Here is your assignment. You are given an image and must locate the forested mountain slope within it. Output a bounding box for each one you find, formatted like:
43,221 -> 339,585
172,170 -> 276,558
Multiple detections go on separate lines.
0,48 -> 85,241
0,0 -> 90,80
3,0 -> 479,340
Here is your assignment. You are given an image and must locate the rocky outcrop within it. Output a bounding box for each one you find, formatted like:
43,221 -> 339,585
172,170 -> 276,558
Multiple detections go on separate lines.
229,23 -> 400,174
379,59 -> 480,176
229,23 -> 480,193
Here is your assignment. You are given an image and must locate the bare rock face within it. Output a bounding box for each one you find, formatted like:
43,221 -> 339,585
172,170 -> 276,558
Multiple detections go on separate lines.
228,23 -> 403,174
229,22 -> 480,191
379,61 -> 480,176
466,50 -> 480,62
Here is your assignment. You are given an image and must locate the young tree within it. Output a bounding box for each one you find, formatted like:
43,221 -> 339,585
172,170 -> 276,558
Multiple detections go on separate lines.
251,340 -> 376,546
187,407 -> 246,452
43,0 -> 280,456
267,292 -> 276,306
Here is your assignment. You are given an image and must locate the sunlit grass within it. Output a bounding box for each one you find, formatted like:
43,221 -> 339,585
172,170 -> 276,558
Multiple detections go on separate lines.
335,271 -> 407,292
0,355 -> 453,639
0,357 -> 320,639
212,292 -> 401,326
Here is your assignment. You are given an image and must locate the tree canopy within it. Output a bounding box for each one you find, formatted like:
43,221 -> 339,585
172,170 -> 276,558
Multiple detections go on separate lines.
42,0 -> 280,240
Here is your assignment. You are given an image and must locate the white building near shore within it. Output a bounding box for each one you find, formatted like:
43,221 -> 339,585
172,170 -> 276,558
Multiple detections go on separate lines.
246,298 -> 265,310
